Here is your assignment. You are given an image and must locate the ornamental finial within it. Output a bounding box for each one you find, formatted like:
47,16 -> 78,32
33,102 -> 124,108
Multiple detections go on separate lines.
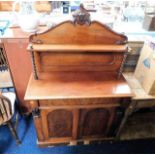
72,3 -> 91,25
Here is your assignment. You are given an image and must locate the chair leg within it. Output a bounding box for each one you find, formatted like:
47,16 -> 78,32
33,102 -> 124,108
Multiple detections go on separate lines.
7,121 -> 21,145
15,112 -> 19,130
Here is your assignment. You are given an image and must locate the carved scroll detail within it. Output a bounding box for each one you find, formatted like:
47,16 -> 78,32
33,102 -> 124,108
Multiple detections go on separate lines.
72,4 -> 91,25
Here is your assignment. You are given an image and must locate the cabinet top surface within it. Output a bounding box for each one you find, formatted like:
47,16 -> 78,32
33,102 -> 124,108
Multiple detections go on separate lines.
25,72 -> 133,100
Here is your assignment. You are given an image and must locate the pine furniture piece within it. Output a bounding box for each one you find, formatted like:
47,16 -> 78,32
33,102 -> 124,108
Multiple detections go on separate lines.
123,72 -> 155,110
1,26 -> 47,113
1,35 -> 32,113
25,5 -> 133,147
0,90 -> 21,144
120,72 -> 155,139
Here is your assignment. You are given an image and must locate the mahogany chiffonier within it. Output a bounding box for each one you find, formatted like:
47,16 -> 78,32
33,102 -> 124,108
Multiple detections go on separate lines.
25,5 -> 133,147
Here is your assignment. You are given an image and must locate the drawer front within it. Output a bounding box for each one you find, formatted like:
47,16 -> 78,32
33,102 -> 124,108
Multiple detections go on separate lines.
39,98 -> 122,107
41,108 -> 73,138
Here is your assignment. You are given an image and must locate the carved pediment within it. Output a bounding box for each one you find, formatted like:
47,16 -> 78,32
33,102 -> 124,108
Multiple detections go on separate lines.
72,4 -> 91,25
30,20 -> 127,45
30,4 -> 127,45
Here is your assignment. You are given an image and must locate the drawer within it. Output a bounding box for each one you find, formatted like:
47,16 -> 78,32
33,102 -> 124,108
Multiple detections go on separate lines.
39,98 -> 123,108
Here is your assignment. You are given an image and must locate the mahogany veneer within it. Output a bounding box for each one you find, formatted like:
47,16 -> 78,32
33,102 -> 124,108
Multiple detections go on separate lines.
25,6 -> 133,147
25,72 -> 132,100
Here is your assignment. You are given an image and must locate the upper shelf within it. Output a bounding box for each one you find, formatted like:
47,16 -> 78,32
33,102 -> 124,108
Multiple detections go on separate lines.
28,44 -> 128,52
28,5 -> 129,80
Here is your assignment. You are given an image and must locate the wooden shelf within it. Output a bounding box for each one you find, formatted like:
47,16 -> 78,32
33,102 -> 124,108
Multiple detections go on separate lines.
29,44 -> 127,52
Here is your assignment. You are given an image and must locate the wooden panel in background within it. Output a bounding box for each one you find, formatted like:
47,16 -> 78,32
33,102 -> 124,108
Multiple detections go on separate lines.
37,52 -> 123,72
3,38 -> 32,113
0,2 -> 14,11
0,1 -> 52,12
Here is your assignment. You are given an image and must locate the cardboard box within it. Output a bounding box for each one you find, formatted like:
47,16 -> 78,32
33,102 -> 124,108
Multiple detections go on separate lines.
134,39 -> 155,95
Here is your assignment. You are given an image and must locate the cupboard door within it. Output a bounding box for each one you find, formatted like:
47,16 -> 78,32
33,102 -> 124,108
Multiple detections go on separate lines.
40,108 -> 74,144
37,106 -> 124,144
47,109 -> 73,138
78,107 -> 124,139
79,108 -> 109,138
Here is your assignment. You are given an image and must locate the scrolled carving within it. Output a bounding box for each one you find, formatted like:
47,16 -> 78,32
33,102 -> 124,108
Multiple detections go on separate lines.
30,38 -> 43,44
72,4 -> 91,25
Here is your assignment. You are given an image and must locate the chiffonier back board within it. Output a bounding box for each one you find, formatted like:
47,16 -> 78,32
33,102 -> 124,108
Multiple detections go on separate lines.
28,6 -> 128,80
25,5 -> 133,147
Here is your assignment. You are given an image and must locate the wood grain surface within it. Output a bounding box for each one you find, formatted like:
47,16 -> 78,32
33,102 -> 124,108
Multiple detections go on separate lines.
25,72 -> 133,100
